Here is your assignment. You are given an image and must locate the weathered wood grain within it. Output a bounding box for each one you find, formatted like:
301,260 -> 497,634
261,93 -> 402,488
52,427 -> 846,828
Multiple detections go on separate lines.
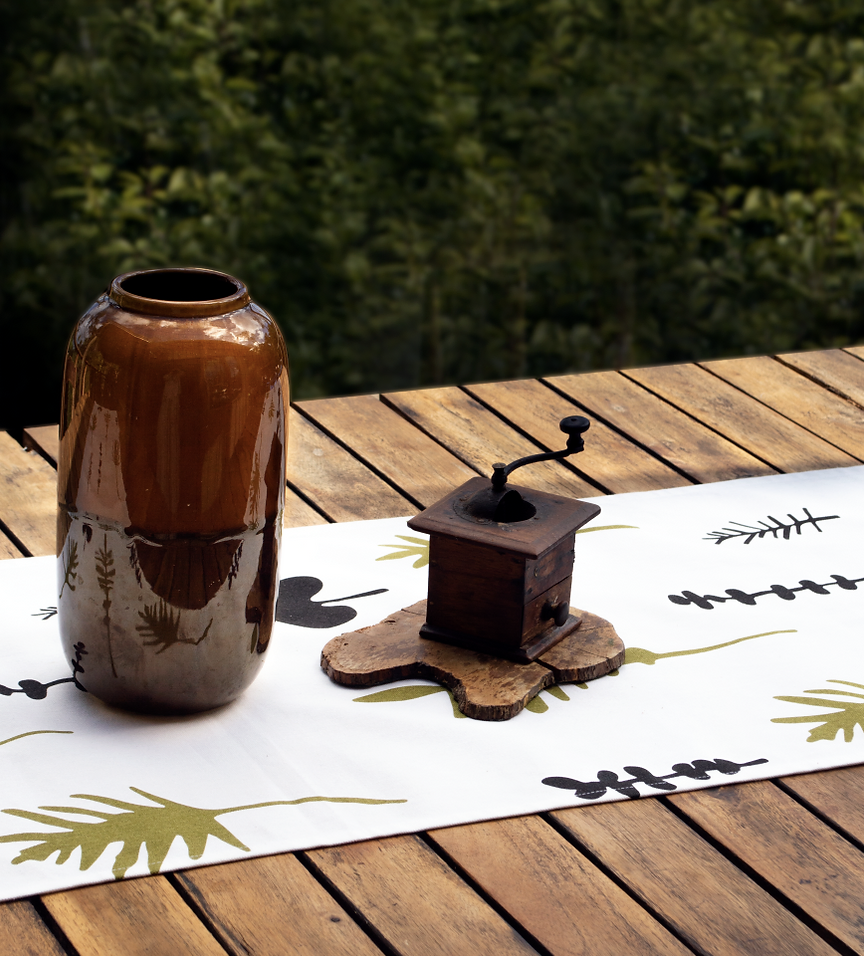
297,394 -> 476,508
22,426 -> 59,466
466,379 -> 690,493
177,853 -> 384,956
551,797 -> 837,956
288,409 -> 413,521
845,344 -> 864,361
0,532 -> 22,560
1,357 -> 860,956
382,386 -> 599,498
672,780 -> 864,953
283,488 -> 329,528
0,900 -> 66,956
428,815 -> 692,956
322,599 -> 554,719
702,356 -> 864,460
548,370 -> 773,482
0,432 -> 57,557
306,834 -> 538,956
321,601 -> 622,720
781,766 -> 864,848
779,348 -> 864,406
626,362 -> 858,472
43,877 -> 228,956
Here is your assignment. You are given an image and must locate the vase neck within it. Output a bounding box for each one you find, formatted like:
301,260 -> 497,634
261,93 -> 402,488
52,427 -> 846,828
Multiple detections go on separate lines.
110,267 -> 251,318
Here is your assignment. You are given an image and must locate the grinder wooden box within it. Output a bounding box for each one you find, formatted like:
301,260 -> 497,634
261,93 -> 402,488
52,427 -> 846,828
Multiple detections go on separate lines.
407,476 -> 601,662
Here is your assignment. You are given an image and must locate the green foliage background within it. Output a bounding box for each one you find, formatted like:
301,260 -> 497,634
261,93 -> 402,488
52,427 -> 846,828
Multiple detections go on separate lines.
3,0 -> 864,430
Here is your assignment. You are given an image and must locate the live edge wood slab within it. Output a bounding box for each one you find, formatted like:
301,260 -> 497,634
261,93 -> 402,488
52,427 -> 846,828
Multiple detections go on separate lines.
321,600 -> 624,720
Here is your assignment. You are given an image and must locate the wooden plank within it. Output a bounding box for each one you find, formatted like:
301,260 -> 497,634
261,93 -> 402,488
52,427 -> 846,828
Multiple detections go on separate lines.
428,815 -> 691,956
177,853 -> 384,956
297,395 -> 476,509
0,432 -> 56,557
779,348 -> 864,406
0,900 -> 66,956
550,796 -> 837,956
288,410 -> 413,521
284,487 -> 329,528
671,780 -> 864,953
547,370 -> 773,483
466,379 -> 690,493
43,877 -> 228,956
306,834 -> 538,956
382,386 -> 600,499
702,356 -> 864,460
22,426 -> 59,466
0,532 -> 22,560
625,363 -> 858,473
781,766 -> 864,847
845,344 -> 864,362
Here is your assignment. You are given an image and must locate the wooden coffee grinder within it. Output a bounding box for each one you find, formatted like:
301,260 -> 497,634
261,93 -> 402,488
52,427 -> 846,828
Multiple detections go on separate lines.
407,416 -> 600,662
321,416 -> 625,720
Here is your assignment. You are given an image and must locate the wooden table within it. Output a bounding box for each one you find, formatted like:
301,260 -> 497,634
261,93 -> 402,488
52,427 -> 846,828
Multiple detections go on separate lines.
3,348 -> 864,956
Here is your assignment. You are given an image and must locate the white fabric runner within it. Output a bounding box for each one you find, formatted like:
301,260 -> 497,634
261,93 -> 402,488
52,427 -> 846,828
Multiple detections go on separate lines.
2,465 -> 863,901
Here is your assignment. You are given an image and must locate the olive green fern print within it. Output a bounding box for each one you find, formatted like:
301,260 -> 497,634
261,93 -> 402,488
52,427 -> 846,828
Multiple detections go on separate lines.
773,680 -> 864,742
375,525 -> 638,569
377,536 -> 430,568
355,685 -> 466,718
0,787 -> 406,879
355,628 -> 797,718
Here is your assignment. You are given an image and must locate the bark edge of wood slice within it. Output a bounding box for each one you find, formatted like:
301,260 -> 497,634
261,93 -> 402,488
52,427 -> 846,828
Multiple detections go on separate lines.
321,601 -> 624,720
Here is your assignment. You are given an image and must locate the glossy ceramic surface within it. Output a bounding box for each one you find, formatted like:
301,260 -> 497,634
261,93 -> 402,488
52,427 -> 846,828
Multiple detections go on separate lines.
57,268 -> 289,713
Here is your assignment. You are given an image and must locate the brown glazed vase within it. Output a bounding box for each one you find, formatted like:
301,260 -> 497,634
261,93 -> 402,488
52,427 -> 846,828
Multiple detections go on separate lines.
57,267 -> 289,714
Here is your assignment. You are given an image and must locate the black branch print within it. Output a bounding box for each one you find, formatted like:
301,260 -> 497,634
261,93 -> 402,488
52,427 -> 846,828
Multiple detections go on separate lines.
704,508 -> 839,545
543,757 -> 769,801
275,577 -> 388,628
0,645 -> 88,699
70,642 -> 87,690
0,677 -> 77,699
669,573 -> 864,610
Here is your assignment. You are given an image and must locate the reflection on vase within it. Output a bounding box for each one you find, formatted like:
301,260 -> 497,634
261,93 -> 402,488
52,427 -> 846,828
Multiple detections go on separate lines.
57,268 -> 289,714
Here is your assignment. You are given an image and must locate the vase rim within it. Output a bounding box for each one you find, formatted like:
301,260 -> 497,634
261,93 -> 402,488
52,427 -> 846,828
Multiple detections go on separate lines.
110,267 -> 252,318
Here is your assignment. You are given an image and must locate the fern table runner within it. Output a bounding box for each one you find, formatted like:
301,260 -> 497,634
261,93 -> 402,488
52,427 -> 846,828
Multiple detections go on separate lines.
1,465 -> 862,901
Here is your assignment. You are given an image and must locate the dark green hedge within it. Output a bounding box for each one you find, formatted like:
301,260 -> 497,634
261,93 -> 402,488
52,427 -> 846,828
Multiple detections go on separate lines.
3,0 -> 864,430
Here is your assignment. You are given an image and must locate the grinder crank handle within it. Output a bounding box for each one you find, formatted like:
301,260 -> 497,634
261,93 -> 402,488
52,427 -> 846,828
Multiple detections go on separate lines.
491,416 -> 590,490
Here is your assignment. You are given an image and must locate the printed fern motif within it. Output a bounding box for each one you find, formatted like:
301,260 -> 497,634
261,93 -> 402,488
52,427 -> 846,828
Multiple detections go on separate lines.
0,787 -> 406,879
376,525 -> 637,569
377,536 -> 429,568
704,508 -> 839,545
0,731 -> 73,748
773,680 -> 864,742
352,630 -> 796,717
354,685 -> 466,718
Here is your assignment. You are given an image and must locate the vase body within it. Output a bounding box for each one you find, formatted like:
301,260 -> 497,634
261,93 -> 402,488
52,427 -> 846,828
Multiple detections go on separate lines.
57,268 -> 289,714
